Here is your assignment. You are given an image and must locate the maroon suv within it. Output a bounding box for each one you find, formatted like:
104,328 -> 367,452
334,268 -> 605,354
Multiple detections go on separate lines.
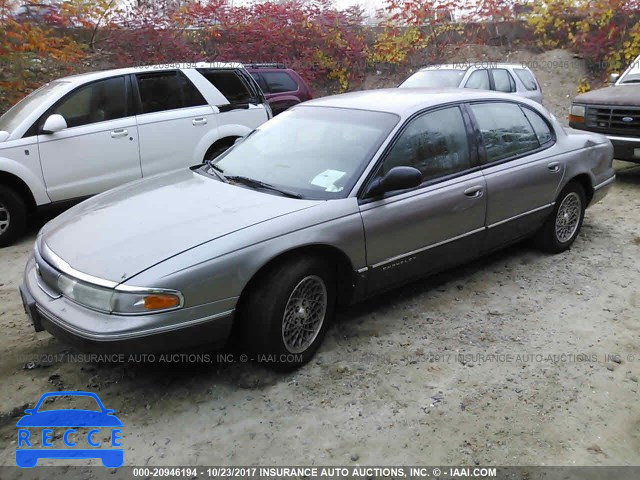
245,64 -> 313,116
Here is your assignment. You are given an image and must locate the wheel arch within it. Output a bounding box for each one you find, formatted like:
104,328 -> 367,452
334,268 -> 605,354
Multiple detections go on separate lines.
567,173 -> 594,206
237,244 -> 357,310
0,170 -> 37,212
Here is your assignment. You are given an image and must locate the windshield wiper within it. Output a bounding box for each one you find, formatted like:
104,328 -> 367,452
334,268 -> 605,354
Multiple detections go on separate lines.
226,175 -> 303,199
205,161 -> 228,183
621,79 -> 640,83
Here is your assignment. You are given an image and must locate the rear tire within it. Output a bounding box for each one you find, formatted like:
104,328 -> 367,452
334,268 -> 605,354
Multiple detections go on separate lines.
534,181 -> 586,253
239,255 -> 335,371
0,185 -> 27,248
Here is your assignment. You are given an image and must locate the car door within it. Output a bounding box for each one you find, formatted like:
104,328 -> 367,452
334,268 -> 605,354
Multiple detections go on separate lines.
463,69 -> 491,90
134,70 -> 216,177
359,105 -> 487,293
197,68 -> 270,127
37,76 -> 141,202
490,69 -> 517,94
467,101 -> 563,251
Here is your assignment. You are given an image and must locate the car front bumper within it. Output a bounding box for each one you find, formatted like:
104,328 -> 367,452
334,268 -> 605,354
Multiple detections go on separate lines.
606,135 -> 640,163
20,257 -> 235,353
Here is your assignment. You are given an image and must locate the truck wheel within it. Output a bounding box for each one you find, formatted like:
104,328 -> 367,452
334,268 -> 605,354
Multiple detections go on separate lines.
239,254 -> 335,371
534,181 -> 586,253
0,186 -> 27,247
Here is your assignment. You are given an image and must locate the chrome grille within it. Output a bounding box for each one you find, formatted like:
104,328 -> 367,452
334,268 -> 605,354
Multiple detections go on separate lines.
585,106 -> 640,136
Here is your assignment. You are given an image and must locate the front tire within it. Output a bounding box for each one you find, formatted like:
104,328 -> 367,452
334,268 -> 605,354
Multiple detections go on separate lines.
239,255 -> 335,371
0,186 -> 27,248
535,181 -> 586,253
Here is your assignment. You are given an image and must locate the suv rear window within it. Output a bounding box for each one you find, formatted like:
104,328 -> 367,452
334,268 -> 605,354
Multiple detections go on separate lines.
198,69 -> 254,104
514,69 -> 538,91
259,72 -> 298,93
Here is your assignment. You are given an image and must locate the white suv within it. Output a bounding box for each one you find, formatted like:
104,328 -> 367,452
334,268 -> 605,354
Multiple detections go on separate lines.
0,62 -> 271,246
399,63 -> 543,104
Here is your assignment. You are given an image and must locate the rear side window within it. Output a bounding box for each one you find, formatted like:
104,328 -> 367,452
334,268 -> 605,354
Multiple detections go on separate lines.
470,102 -> 540,163
260,72 -> 298,93
136,71 -> 205,114
198,69 -> 254,104
464,70 -> 490,90
52,77 -> 127,128
491,69 -> 516,92
522,107 -> 553,145
514,69 -> 538,91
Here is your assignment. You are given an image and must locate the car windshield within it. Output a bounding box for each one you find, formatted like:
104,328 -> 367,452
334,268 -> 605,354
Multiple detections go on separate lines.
213,106 -> 399,199
399,69 -> 466,88
619,56 -> 640,83
0,81 -> 67,134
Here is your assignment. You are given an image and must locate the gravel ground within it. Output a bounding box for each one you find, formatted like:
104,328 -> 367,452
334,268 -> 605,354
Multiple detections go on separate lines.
0,49 -> 639,476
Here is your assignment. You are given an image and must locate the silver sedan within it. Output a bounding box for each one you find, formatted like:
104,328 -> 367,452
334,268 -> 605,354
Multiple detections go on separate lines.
20,89 -> 616,369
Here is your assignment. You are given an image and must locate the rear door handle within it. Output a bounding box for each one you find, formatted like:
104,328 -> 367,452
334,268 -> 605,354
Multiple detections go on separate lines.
547,161 -> 561,172
192,118 -> 207,126
464,185 -> 483,198
111,129 -> 128,138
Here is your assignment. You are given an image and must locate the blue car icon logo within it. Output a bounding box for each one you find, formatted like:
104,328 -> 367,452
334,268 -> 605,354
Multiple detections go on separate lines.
16,391 -> 123,468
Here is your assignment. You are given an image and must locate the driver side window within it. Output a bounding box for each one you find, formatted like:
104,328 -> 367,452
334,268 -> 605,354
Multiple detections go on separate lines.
381,106 -> 473,183
51,77 -> 127,128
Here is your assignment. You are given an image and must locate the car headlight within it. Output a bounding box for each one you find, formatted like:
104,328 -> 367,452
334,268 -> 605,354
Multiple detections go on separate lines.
57,273 -> 182,315
569,104 -> 586,122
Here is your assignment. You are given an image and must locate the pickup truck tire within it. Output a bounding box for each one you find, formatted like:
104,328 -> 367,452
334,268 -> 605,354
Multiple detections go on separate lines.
535,181 -> 586,253
0,185 -> 27,247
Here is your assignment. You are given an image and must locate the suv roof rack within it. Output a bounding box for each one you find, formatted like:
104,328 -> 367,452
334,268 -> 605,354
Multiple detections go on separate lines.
245,63 -> 287,69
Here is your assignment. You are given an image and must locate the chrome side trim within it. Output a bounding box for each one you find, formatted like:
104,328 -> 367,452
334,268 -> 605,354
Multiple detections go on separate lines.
487,203 -> 553,229
356,267 -> 369,274
371,227 -> 486,269
37,307 -> 235,342
606,135 -> 640,142
594,175 -> 616,190
41,242 -> 119,289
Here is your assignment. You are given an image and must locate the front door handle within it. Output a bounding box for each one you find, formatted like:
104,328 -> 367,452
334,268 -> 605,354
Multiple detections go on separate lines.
464,185 -> 483,198
547,161 -> 561,172
192,118 -> 207,126
111,129 -> 128,138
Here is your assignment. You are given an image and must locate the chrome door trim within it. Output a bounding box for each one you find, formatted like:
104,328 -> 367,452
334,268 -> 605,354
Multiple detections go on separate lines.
486,203 -> 554,229
371,227 -> 486,269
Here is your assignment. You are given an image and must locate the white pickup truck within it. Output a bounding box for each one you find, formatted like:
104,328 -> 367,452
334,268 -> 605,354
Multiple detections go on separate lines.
0,62 -> 271,246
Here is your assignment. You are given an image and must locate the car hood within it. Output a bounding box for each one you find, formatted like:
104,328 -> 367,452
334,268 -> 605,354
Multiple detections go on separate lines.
16,410 -> 123,427
40,169 -> 322,283
573,85 -> 640,105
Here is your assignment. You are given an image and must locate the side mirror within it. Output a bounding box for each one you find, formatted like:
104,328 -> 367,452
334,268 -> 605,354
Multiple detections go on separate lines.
41,114 -> 67,134
0,130 -> 9,142
609,73 -> 620,84
24,408 -> 34,415
364,166 -> 422,198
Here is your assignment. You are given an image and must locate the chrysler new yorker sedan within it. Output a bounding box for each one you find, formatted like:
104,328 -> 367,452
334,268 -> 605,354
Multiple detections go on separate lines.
20,89 -> 616,370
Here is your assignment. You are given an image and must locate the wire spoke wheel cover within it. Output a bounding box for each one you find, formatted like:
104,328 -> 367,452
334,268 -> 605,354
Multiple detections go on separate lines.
281,275 -> 327,354
555,192 -> 581,243
0,202 -> 10,234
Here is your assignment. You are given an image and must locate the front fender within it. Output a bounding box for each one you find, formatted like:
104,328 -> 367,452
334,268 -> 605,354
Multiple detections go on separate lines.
124,198 -> 365,308
0,156 -> 50,205
192,124 -> 254,164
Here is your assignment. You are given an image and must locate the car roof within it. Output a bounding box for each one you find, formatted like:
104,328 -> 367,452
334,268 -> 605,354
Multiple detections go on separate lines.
419,63 -> 529,71
303,88 -> 539,117
55,62 -> 244,86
